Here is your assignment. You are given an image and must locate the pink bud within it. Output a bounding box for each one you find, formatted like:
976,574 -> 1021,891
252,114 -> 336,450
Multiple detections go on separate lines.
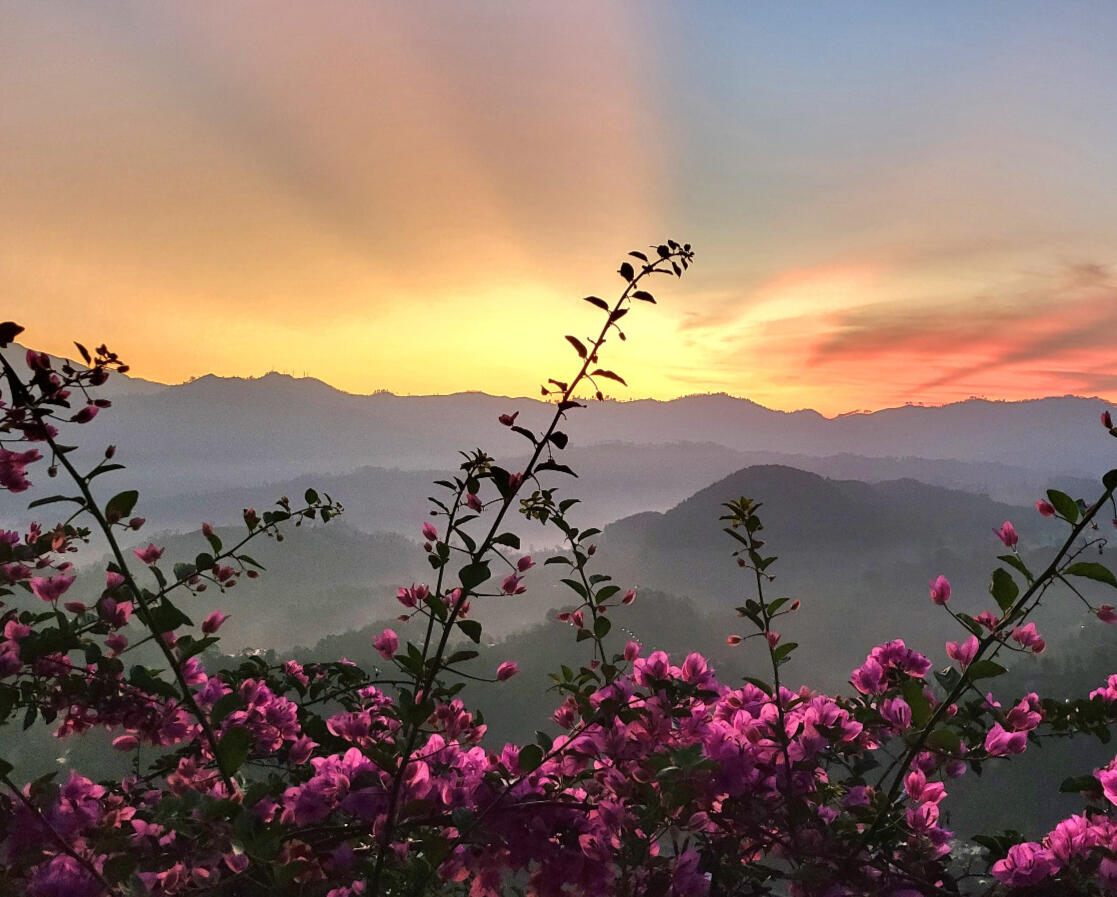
496,661 -> 519,681
929,575 -> 951,605
623,640 -> 641,660
1103,410 -> 1113,430
765,632 -> 780,648
421,522 -> 438,542
621,589 -> 636,605
465,493 -> 482,512
1035,500 -> 1056,517
498,412 -> 518,426
726,634 -> 742,646
201,611 -> 229,634
516,556 -> 534,573
993,521 -> 1018,547
507,473 -> 524,491
1097,605 -> 1117,624
70,405 -> 99,424
63,601 -> 87,614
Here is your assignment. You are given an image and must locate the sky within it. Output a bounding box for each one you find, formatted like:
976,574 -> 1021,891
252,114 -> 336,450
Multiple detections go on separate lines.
3,1 -> 1117,416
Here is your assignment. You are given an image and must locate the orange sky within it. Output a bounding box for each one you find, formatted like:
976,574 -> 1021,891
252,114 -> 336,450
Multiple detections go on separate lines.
3,2 -> 1116,416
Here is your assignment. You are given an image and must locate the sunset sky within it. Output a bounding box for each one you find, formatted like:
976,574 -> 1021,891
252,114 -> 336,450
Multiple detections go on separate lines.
3,1 -> 1116,415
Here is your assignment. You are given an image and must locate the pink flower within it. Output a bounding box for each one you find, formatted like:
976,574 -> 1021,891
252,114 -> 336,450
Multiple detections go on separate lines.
765,631 -> 780,648
1011,622 -> 1045,653
105,571 -> 126,590
1097,767 -> 1117,805
496,661 -> 518,681
465,493 -> 482,512
201,611 -> 229,634
623,640 -> 641,661
945,635 -> 979,669
928,575 -> 951,605
1035,499 -> 1056,517
994,521 -> 1018,547
420,522 -> 438,542
850,656 -> 885,695
396,584 -> 429,608
29,574 -> 76,603
0,447 -> 41,493
373,629 -> 398,660
985,722 -> 1027,756
133,544 -> 164,565
105,633 -> 127,655
1005,693 -> 1043,731
991,842 -> 1059,887
516,556 -> 534,573
1097,605 -> 1117,624
507,472 -> 524,491
974,610 -> 999,630
99,598 -> 132,629
498,412 -> 518,426
621,589 -> 636,605
500,573 -> 526,596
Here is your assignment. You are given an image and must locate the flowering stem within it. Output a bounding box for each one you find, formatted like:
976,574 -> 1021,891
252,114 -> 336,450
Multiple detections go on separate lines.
368,245 -> 693,893
2,773 -> 116,895
0,353 -> 234,791
854,475 -> 1117,864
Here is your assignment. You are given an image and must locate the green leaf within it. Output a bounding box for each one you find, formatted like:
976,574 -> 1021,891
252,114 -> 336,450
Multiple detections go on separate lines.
619,262 -> 634,282
1046,489 -> 1079,523
216,727 -> 253,777
997,554 -> 1033,582
492,532 -> 520,549
583,295 -> 609,311
901,678 -> 932,727
210,692 -> 242,727
989,568 -> 1019,612
1065,562 -> 1117,589
1060,774 -> 1100,794
967,659 -> 1007,681
0,756 -> 12,779
148,599 -> 192,633
771,641 -> 798,666
742,677 -> 772,695
594,616 -> 611,639
304,487 -> 319,505
518,744 -> 544,773
458,562 -> 491,591
632,290 -> 655,303
105,490 -> 139,519
457,620 -> 483,643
